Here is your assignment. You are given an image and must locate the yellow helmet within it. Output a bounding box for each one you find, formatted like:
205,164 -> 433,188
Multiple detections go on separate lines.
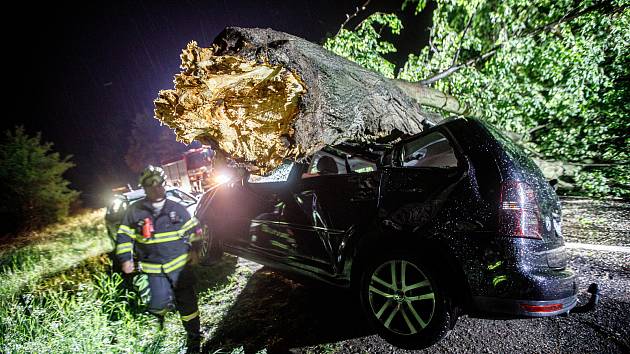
139,165 -> 166,187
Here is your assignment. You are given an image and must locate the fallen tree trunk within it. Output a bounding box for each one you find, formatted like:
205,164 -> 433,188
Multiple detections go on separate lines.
154,27 -> 444,173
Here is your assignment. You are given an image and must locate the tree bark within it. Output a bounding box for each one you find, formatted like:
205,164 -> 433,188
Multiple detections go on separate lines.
390,79 -> 474,116
154,27 -> 440,172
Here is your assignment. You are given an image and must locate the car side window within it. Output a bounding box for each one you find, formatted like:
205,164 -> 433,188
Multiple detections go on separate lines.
304,152 -> 346,177
248,162 -> 295,183
400,131 -> 458,168
348,156 -> 377,173
302,150 -> 378,179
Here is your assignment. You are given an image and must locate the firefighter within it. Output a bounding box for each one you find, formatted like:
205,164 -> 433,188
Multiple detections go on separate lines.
115,165 -> 202,352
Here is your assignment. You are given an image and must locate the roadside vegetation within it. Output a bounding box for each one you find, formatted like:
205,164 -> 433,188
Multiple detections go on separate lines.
325,0 -> 629,198
0,211 -> 262,353
0,127 -> 80,235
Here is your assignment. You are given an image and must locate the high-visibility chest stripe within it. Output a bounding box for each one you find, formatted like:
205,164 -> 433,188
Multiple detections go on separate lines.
117,242 -> 133,249
137,236 -> 182,245
131,231 -> 185,244
180,219 -> 199,233
154,230 -> 181,238
180,224 -> 197,234
128,225 -> 197,244
118,225 -> 137,237
182,217 -> 198,227
181,310 -> 199,322
119,225 -> 134,232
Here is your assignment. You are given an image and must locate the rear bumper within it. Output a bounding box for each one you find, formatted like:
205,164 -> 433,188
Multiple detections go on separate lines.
472,294 -> 578,317
466,261 -> 580,318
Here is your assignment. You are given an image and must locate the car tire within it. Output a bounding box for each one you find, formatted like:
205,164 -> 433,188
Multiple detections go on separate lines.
198,225 -> 223,266
358,251 -> 454,349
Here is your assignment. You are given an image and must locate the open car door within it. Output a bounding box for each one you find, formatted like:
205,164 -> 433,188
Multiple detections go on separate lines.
379,129 -> 466,231
245,148 -> 381,277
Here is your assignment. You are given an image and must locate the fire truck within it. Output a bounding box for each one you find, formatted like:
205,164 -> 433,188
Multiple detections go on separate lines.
161,147 -> 214,194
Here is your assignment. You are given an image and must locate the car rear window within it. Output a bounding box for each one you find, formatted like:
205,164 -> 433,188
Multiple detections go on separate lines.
400,131 -> 458,169
481,122 -> 539,173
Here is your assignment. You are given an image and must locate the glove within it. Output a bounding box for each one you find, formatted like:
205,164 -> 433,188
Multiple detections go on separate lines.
132,273 -> 151,306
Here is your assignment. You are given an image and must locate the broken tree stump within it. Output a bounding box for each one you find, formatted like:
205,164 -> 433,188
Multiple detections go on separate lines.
154,27 -> 440,173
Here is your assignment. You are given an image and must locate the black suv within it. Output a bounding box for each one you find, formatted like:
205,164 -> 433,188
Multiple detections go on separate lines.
196,117 -> 584,348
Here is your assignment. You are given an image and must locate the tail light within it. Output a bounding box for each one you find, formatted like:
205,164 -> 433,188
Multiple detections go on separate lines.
520,303 -> 563,313
499,181 -> 542,239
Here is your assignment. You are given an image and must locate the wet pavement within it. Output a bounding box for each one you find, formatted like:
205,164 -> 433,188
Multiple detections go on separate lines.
562,197 -> 630,248
204,197 -> 630,354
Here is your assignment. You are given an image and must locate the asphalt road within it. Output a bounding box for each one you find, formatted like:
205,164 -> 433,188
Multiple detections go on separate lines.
204,197 -> 630,354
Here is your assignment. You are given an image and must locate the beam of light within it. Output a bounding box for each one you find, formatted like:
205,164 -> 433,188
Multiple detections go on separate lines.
214,173 -> 232,184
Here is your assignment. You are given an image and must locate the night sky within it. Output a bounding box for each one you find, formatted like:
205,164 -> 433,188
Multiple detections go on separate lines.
4,0 -> 431,207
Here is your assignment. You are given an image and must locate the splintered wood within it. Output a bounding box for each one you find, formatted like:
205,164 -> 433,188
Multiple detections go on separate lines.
155,27 -> 433,173
155,41 -> 306,173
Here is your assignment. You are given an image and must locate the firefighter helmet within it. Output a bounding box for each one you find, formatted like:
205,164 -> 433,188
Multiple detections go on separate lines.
139,165 -> 166,187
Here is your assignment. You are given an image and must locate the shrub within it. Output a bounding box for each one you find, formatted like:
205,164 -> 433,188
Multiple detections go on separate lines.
0,127 -> 80,234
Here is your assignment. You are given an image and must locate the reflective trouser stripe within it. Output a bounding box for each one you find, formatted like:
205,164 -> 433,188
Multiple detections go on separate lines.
181,310 -> 199,322
140,253 -> 189,274
162,254 -> 189,273
150,308 -> 169,316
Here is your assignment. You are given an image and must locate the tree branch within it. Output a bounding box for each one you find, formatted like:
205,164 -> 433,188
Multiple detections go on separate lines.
419,1 -> 624,85
420,47 -> 498,85
338,0 -> 371,34
391,79 -> 477,116
427,28 -> 438,54
452,10 -> 476,66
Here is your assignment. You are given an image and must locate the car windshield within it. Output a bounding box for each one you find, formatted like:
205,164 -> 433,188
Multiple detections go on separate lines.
248,162 -> 295,183
166,189 -> 196,207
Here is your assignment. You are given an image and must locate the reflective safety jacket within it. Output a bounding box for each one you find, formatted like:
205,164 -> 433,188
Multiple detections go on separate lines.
115,198 -> 201,274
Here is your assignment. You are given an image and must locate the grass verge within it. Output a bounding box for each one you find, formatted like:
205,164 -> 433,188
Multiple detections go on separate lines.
0,210 -> 262,353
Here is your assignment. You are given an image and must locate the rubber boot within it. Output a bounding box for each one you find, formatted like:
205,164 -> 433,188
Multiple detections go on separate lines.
151,313 -> 165,331
184,317 -> 201,353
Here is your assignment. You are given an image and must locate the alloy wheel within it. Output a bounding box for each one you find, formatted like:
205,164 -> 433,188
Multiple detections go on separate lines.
200,225 -> 210,257
368,259 -> 436,335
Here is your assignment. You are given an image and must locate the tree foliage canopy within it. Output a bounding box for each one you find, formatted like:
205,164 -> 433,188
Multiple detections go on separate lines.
325,0 -> 629,198
0,127 -> 80,233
